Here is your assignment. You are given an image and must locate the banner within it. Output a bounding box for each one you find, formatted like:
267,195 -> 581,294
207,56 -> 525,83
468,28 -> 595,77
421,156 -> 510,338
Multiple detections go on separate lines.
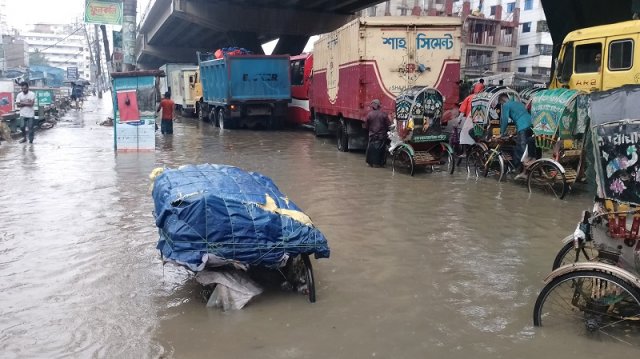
85,0 -> 123,25
67,66 -> 78,81
112,30 -> 123,71
531,89 -> 580,138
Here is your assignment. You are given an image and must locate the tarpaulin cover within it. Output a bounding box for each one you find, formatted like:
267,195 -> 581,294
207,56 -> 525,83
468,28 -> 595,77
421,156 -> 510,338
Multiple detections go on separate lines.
152,164 -> 330,271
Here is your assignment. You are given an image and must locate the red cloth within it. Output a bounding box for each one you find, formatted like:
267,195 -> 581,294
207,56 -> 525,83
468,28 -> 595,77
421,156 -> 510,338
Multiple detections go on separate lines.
459,94 -> 475,117
159,99 -> 175,120
473,83 -> 485,94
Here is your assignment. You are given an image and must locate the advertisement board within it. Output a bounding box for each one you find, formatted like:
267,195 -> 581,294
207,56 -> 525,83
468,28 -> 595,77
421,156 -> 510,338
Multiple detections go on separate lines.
112,74 -> 157,151
84,0 -> 123,25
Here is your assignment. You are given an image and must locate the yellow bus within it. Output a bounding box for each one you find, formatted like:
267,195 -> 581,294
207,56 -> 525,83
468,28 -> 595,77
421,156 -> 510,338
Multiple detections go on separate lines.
551,20 -> 639,92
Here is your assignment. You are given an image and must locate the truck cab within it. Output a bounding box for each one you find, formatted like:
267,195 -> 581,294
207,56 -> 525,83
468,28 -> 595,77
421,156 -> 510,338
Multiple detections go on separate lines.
551,20 -> 640,92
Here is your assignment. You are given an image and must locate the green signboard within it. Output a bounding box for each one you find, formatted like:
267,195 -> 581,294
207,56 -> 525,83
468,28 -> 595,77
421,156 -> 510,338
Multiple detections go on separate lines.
35,90 -> 53,106
85,0 -> 123,25
531,89 -> 580,138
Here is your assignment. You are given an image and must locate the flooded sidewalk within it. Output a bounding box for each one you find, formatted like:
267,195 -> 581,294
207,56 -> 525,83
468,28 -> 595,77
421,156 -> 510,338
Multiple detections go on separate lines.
0,95 -> 634,358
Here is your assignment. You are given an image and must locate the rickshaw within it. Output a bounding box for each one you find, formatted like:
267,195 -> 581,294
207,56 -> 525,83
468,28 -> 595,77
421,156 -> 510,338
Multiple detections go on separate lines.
465,86 -> 520,178
519,86 -> 546,111
533,86 -> 640,347
526,88 -> 589,199
389,87 -> 455,176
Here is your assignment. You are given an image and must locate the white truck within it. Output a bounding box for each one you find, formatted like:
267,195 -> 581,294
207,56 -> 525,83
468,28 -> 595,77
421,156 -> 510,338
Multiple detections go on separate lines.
159,63 -> 198,116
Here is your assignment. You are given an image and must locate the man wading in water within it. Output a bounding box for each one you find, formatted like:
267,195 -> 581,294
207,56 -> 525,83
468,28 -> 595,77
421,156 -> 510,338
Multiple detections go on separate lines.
364,99 -> 391,167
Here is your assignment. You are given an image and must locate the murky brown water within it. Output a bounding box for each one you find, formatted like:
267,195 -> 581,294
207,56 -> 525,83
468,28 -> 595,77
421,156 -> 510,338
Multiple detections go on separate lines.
0,96 -> 637,358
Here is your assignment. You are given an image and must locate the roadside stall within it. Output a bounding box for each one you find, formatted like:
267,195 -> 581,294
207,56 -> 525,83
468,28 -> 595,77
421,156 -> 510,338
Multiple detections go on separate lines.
111,70 -> 163,151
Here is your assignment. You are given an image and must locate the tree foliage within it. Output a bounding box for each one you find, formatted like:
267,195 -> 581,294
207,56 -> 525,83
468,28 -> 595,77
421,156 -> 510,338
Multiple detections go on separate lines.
29,49 -> 49,66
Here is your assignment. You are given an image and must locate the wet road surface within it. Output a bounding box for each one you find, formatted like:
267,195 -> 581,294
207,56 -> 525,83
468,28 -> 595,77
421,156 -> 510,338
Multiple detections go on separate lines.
0,96 -> 636,358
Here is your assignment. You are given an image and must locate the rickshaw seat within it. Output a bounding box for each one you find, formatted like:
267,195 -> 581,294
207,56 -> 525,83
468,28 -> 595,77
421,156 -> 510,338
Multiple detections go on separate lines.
603,199 -> 640,240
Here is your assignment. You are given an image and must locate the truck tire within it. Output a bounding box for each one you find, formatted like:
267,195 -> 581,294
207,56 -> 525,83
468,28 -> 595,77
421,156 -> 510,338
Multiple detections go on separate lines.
209,108 -> 218,127
197,102 -> 204,121
270,116 -> 284,130
218,109 -> 230,130
337,119 -> 349,152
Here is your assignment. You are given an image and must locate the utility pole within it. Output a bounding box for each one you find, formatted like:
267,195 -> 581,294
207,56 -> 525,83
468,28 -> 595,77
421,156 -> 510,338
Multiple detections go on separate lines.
122,0 -> 137,71
94,25 -> 103,99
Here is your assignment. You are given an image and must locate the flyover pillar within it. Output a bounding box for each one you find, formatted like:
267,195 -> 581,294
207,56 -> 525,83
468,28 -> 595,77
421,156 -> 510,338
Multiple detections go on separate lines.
272,35 -> 309,56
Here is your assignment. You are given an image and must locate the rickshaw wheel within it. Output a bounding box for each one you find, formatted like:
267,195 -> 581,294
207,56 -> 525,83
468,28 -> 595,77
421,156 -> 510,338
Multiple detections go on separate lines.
532,270 -> 640,347
527,161 -> 567,199
552,241 -> 600,270
478,150 -> 505,182
302,254 -> 316,303
392,147 -> 415,176
466,146 -> 484,176
446,150 -> 455,175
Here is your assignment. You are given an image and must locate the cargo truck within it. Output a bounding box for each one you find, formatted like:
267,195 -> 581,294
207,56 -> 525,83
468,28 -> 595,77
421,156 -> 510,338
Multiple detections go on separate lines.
159,63 -> 198,116
196,52 -> 291,130
310,16 -> 462,152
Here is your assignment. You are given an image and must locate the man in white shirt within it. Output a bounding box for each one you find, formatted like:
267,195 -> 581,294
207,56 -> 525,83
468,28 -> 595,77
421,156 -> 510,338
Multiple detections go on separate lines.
15,82 -> 36,144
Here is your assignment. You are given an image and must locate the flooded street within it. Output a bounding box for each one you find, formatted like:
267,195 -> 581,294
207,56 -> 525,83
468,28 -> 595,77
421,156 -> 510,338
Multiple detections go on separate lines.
0,95 -> 636,358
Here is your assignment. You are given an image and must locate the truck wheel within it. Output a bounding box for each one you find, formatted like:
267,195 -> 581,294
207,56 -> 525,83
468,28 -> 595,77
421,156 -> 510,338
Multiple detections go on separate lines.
337,119 -> 349,152
209,109 -> 218,127
218,109 -> 228,130
270,116 -> 283,130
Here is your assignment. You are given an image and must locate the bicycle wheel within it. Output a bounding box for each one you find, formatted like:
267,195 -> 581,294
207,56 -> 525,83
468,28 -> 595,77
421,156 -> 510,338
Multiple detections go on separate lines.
466,146 -> 484,176
478,150 -> 505,181
527,161 -> 567,199
392,147 -> 415,176
552,240 -> 600,270
533,270 -> 640,347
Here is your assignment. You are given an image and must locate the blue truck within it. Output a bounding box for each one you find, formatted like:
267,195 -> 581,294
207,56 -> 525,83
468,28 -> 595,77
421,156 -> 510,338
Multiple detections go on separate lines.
196,52 -> 291,130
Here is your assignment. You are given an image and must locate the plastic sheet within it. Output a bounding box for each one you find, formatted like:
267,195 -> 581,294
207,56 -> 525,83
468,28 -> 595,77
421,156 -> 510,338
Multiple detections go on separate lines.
152,164 -> 330,271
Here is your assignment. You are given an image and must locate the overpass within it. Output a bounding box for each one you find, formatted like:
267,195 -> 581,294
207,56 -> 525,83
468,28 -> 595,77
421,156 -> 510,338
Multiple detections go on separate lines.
136,0 -> 384,68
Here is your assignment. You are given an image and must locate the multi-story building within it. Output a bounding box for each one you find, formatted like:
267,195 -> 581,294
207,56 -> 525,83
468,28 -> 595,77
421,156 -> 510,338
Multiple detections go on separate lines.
1,35 -> 29,68
19,23 -> 91,80
512,0 -> 552,79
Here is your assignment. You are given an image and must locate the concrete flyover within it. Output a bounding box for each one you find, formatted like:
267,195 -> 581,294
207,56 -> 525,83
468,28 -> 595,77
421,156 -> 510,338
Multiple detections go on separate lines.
136,0 -> 382,68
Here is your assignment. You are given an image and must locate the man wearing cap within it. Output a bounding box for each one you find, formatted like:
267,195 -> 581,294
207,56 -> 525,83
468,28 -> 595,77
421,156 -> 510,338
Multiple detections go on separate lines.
364,99 -> 391,167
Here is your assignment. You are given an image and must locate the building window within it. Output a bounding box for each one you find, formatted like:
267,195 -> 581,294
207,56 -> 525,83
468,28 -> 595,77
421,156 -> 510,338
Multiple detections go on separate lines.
490,5 -> 497,16
537,20 -> 549,33
536,44 -> 553,55
465,49 -> 494,69
506,2 -> 515,13
498,52 -> 512,72
518,67 -> 527,73
522,22 -> 531,33
367,6 -> 377,16
575,43 -> 602,73
519,45 -> 528,55
524,0 -> 533,10
609,39 -> 634,71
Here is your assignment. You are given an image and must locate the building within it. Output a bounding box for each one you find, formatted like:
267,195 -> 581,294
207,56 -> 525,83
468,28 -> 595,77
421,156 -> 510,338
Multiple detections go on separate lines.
512,0 -> 552,79
19,23 -> 92,80
1,35 -> 29,68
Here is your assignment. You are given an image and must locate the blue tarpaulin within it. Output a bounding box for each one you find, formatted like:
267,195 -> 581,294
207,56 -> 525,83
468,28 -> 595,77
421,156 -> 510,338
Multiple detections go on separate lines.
152,164 -> 330,271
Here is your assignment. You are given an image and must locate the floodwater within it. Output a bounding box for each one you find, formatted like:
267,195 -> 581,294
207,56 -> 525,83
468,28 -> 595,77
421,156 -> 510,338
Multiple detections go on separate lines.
0,95 -> 636,358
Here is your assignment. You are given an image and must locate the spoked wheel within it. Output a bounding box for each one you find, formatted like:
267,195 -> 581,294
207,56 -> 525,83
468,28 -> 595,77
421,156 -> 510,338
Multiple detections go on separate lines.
477,150 -> 505,181
466,146 -> 484,176
302,254 -> 316,303
392,147 -> 415,176
445,150 -> 455,175
527,161 -> 567,199
533,270 -> 640,347
287,254 -> 316,303
552,240 -> 600,270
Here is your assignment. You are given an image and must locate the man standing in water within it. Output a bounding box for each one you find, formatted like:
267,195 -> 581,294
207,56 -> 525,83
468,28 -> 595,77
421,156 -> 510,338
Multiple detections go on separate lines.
156,92 -> 175,135
15,82 -> 36,144
364,99 -> 391,167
